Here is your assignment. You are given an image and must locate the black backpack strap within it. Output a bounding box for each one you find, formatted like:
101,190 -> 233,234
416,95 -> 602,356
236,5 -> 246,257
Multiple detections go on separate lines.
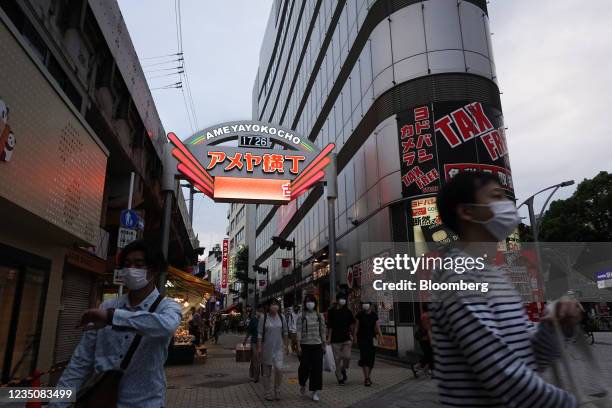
120,294 -> 163,370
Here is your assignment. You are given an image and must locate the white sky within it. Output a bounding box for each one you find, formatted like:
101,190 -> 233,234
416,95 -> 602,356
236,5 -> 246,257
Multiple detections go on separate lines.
118,0 -> 612,247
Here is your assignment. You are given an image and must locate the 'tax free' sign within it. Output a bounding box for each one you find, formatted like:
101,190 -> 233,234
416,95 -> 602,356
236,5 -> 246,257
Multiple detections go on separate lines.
434,102 -> 508,161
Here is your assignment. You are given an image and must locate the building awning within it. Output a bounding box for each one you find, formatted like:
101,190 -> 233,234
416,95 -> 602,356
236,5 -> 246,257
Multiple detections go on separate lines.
167,266 -> 215,295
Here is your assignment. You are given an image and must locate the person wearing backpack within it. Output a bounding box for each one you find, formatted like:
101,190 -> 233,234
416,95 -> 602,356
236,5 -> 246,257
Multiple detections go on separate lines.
257,299 -> 288,401
296,294 -> 326,402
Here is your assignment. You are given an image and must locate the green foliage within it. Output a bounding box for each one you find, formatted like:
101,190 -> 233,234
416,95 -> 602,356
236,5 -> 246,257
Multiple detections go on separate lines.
234,245 -> 249,274
539,171 -> 612,242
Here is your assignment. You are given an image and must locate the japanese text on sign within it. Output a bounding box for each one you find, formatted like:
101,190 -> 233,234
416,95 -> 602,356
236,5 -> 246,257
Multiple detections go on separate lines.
400,106 -> 439,192
207,151 -> 305,174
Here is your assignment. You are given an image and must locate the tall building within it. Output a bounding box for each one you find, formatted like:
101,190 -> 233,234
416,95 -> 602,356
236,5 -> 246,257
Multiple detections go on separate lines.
0,0 -> 197,383
252,0 -> 512,357
226,202 -> 257,306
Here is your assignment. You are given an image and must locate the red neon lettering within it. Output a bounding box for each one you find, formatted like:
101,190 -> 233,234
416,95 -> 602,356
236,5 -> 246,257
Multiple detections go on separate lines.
402,151 -> 416,166
225,152 -> 244,171
262,154 -> 285,173
416,134 -> 432,149
481,130 -> 508,161
417,149 -> 433,163
207,151 -> 226,169
434,116 -> 461,148
466,102 -> 493,133
415,120 -> 430,135
402,138 -> 416,152
244,152 -> 263,172
400,124 -> 414,139
285,155 -> 305,174
451,108 -> 480,142
414,106 -> 430,121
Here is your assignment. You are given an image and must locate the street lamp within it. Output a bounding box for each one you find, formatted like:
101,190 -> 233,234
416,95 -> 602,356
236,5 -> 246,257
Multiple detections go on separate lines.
272,236 -> 298,306
518,180 -> 575,241
518,180 -> 575,302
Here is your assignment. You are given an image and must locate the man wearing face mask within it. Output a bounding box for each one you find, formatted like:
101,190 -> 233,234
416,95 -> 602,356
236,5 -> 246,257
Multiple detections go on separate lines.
51,240 -> 182,408
431,171 -> 581,408
326,292 -> 355,385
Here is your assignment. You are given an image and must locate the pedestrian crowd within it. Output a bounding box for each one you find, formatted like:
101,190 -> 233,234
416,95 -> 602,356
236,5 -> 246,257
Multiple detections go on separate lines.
49,172 -> 600,408
241,292 -> 383,402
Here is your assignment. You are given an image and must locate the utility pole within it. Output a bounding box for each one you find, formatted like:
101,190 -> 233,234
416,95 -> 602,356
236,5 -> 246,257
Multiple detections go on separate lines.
159,143 -> 175,295
292,237 -> 297,305
326,154 -> 338,302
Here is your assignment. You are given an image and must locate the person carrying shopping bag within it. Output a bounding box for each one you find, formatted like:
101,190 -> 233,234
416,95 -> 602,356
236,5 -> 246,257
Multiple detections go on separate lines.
257,299 -> 288,401
244,304 -> 264,383
327,292 -> 355,385
296,294 -> 326,402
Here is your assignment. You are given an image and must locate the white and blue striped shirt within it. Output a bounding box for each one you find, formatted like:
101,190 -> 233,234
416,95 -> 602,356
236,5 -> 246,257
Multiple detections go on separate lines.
430,249 -> 576,407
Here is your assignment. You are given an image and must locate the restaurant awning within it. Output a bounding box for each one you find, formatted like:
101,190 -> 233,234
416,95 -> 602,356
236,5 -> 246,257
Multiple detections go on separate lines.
167,266 -> 215,295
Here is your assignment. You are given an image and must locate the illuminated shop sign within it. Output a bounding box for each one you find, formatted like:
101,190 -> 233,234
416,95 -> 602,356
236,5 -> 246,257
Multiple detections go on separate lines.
222,238 -> 229,290
397,102 -> 514,198
168,120 -> 334,204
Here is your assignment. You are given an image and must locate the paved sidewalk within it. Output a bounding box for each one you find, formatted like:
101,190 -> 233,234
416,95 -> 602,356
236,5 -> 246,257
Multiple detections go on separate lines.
165,333 -> 418,408
165,332 -> 612,407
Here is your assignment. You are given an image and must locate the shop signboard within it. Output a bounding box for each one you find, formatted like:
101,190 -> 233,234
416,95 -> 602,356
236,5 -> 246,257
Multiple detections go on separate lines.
221,238 -> 229,290
596,271 -> 612,289
397,102 -> 514,199
117,227 -> 137,249
167,121 -> 335,205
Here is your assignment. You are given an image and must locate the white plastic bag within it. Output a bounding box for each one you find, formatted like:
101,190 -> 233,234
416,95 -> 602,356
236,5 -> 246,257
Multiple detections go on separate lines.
548,301 -> 612,407
323,344 -> 336,373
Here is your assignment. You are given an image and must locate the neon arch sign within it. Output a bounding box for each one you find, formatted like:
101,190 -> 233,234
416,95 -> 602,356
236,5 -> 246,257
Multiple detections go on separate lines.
168,121 -> 335,204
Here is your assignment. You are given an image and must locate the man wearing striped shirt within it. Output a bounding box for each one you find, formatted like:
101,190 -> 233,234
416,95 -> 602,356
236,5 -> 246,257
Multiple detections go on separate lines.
431,171 -> 581,407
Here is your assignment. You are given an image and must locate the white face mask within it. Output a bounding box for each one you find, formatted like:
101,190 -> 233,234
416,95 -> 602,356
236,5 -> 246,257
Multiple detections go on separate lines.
306,302 -> 315,310
469,200 -> 521,241
123,268 -> 149,290
362,303 -> 371,311
338,299 -> 347,306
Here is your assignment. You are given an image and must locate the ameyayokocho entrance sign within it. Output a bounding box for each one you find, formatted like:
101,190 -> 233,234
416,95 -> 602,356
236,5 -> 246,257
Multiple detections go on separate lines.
168,121 -> 335,204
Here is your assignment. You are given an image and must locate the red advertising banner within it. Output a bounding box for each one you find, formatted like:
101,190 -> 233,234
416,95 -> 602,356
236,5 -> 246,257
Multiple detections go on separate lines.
397,101 -> 514,199
221,238 -> 229,289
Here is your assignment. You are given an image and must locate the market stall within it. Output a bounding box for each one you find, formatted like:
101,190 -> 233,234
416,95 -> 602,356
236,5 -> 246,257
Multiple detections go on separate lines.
165,266 -> 215,365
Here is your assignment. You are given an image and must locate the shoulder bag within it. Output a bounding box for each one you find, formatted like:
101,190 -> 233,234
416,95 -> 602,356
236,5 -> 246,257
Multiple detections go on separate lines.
73,294 -> 163,408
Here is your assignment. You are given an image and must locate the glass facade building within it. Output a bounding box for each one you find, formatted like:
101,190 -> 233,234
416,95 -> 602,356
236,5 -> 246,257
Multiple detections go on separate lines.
252,0 -> 508,355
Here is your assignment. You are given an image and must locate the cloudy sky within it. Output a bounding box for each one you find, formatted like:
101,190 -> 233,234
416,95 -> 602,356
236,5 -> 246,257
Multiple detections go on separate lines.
118,0 -> 612,246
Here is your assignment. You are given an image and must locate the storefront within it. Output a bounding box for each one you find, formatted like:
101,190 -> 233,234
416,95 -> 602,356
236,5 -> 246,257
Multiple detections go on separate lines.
53,249 -> 106,366
165,266 -> 215,365
0,13 -> 108,383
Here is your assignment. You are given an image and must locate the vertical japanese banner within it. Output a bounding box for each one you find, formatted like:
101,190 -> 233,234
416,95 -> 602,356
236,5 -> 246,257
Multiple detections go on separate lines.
222,238 -> 229,291
397,104 -> 440,197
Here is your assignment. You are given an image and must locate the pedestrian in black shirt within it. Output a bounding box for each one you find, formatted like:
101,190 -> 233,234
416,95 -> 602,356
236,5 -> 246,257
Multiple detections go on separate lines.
326,293 -> 355,385
354,301 -> 383,387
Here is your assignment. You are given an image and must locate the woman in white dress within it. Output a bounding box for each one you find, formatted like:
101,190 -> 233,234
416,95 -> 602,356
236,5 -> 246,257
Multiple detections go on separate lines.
257,299 -> 289,401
